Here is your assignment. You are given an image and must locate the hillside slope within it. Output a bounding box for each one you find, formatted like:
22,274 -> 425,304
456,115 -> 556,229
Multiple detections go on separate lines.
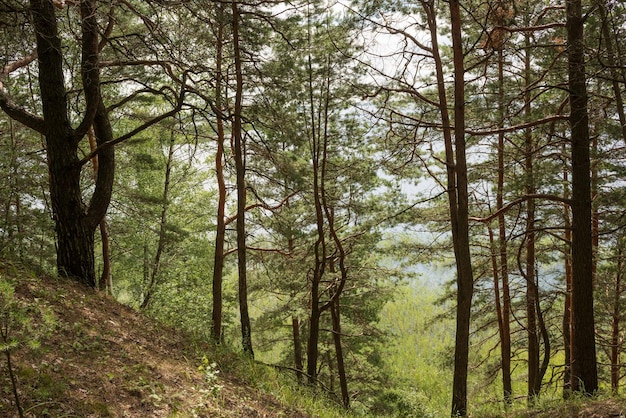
0,263 -> 309,417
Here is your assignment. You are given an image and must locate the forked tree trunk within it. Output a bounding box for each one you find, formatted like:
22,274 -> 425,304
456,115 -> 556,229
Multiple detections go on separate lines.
423,2 -> 474,414
0,0 -> 115,287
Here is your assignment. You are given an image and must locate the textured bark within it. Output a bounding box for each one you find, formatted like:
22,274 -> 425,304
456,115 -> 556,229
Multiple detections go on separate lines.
611,249 -> 623,393
211,2 -> 227,344
292,317 -> 304,382
448,1 -> 474,415
524,39 -> 540,399
496,47 -> 512,405
331,296 -> 349,408
232,0 -> 253,357
29,0 -> 113,287
563,157 -> 573,398
88,127 -> 112,293
566,0 -> 598,394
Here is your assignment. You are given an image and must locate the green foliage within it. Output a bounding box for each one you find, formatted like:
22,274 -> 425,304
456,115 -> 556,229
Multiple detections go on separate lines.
377,282 -> 454,416
0,272 -> 56,417
0,274 -> 57,353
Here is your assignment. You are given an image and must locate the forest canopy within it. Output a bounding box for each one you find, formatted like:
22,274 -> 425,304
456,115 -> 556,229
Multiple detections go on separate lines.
1,0 -> 626,416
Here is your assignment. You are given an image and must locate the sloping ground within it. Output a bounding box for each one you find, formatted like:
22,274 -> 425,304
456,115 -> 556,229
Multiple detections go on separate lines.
507,398 -> 626,418
0,263 -> 309,417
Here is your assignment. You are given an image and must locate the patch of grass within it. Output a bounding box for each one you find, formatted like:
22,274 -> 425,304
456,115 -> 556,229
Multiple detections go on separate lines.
208,345 -> 356,417
472,390 -> 626,418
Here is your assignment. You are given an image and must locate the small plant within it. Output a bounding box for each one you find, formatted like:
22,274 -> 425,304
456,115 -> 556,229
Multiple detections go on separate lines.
198,355 -> 223,396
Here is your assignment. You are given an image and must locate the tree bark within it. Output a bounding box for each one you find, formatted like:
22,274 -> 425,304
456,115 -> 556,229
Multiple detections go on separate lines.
211,1 -> 227,344
0,0 -> 115,287
496,47 -> 512,405
448,1 -> 474,415
292,317 -> 304,382
231,0 -> 253,357
562,151 -> 573,398
566,0 -> 598,394
524,37 -> 540,399
331,295 -> 349,408
610,248 -> 623,393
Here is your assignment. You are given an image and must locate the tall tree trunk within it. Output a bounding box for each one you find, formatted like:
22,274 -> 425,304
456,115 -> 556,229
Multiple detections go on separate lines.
211,2 -> 227,344
88,127 -> 112,293
140,130 -> 176,310
305,7 -> 326,384
611,248 -> 623,393
423,2 -> 474,414
231,0 -> 253,357
524,37 -> 540,400
292,317 -> 304,382
566,0 -> 598,394
449,1 -> 474,415
331,294 -> 349,408
496,47 -> 512,405
8,0 -> 115,287
562,150 -> 573,398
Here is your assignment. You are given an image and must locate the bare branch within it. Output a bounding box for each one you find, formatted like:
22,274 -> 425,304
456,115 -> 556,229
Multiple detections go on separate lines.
77,78 -> 186,167
0,52 -> 46,134
469,194 -> 571,223
225,190 -> 300,225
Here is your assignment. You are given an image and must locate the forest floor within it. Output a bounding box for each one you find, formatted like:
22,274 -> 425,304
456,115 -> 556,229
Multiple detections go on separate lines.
0,262 -> 310,417
493,397 -> 626,418
2,261 -> 626,418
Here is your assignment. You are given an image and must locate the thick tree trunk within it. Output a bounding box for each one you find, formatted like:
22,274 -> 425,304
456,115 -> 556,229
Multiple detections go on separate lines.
566,0 -> 598,394
25,0 -> 114,287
